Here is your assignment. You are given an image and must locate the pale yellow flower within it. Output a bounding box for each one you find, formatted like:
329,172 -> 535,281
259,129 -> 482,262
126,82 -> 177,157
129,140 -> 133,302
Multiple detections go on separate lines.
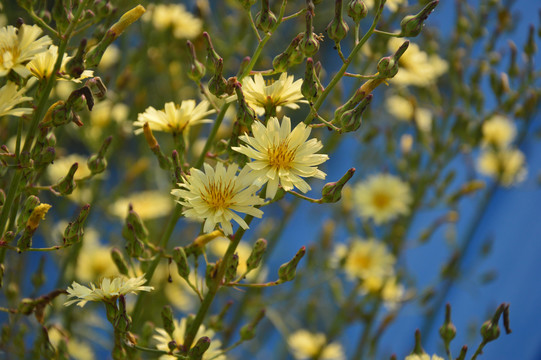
26,45 -> 94,80
386,95 -> 432,132
232,116 -> 329,199
362,275 -> 405,309
287,330 -> 345,360
405,354 -> 444,360
477,148 -> 527,186
354,174 -> 412,224
242,72 -> 307,116
97,44 -> 120,70
365,0 -> 407,12
172,162 -> 265,235
343,238 -> 395,280
109,190 -> 174,220
0,24 -> 52,77
134,100 -> 214,141
0,81 -> 32,117
47,326 -> 95,360
74,227 -> 118,282
481,114 -> 516,148
154,318 -> 226,360
47,154 -> 92,182
64,275 -> 154,307
145,4 -> 203,39
388,38 -> 448,87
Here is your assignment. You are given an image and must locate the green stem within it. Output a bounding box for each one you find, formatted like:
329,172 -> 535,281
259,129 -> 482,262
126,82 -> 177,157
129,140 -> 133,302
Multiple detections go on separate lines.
471,340 -> 488,360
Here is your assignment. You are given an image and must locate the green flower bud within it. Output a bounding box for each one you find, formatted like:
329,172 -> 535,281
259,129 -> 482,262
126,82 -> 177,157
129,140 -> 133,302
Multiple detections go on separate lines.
399,1 -> 439,38
327,0 -> 349,43
205,263 -> 217,288
524,25 -> 536,57
234,83 -> 257,128
87,136 -> 112,175
208,58 -> 228,97
187,40 -> 206,82
439,304 -> 456,343
321,168 -> 355,203
188,337 -> 211,359
480,320 -> 500,342
278,246 -> 306,282
246,238 -> 267,272
300,12 -> 319,57
52,163 -> 78,195
173,247 -> 190,279
225,253 -> 239,283
377,41 -> 409,79
340,94 -> 372,132
255,0 -> 277,33
111,248 -> 129,276
302,58 -> 321,102
272,33 -> 303,72
16,195 -> 40,233
347,0 -> 368,23
161,305 -> 175,338
239,309 -> 265,341
62,204 -> 90,245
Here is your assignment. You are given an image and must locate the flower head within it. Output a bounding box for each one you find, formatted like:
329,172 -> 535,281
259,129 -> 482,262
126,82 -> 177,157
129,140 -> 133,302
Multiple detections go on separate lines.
134,100 -> 214,141
232,116 -> 329,199
144,4 -> 202,39
287,330 -> 345,360
26,44 -> 94,81
343,238 -> 395,280
405,355 -> 444,360
388,38 -> 447,87
364,0 -> 407,12
0,81 -> 32,117
109,190 -> 174,220
477,148 -> 527,186
64,275 -> 154,307
482,114 -> 516,148
354,173 -> 412,224
171,163 -> 264,235
242,73 -> 307,116
386,95 -> 432,133
0,24 -> 52,77
154,318 -> 225,360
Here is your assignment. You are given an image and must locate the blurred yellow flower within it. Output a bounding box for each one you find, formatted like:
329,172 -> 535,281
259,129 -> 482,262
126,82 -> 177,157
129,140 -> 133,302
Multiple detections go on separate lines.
47,154 -> 92,182
481,114 -> 516,148
172,163 -> 264,235
47,326 -> 95,360
73,227 -> 118,282
97,44 -> 120,70
64,275 -> 153,307
388,38 -> 447,87
362,275 -> 405,309
405,354 -> 444,360
109,190 -> 174,220
232,116 -> 329,199
343,238 -> 395,280
26,44 -> 93,80
208,236 -> 267,281
287,330 -> 345,360
0,81 -> 32,117
154,318 -> 226,360
144,3 -> 203,39
364,0 -> 407,12
477,148 -> 527,186
0,24 -> 52,77
354,174 -> 412,224
386,95 -> 432,132
134,100 -> 214,141
242,73 -> 307,116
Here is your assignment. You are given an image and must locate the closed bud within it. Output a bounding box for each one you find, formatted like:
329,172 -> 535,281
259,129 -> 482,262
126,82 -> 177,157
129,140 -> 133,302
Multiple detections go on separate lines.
456,346 -> 468,360
302,58 -> 321,102
340,94 -> 372,132
225,253 -> 239,283
234,83 -> 257,127
161,305 -> 175,338
62,204 -> 90,245
111,248 -> 129,276
378,41 -> 409,78
327,0 -> 349,43
300,12 -> 319,57
203,32 -> 222,69
273,33 -> 303,72
399,1 -> 439,38
208,58 -> 228,97
65,39 -> 87,78
205,262 -> 218,288
186,40 -> 205,82
173,247 -> 190,278
480,320 -> 500,342
188,336 -> 211,359
278,246 -> 306,282
439,304 -> 456,343
333,89 -> 366,124
347,0 -> 368,23
239,309 -> 265,341
321,168 -> 355,203
246,238 -> 267,272
53,163 -> 78,195
125,205 -> 149,243
87,136 -> 112,174
411,329 -> 425,355
255,0 -> 277,33
16,195 -> 40,233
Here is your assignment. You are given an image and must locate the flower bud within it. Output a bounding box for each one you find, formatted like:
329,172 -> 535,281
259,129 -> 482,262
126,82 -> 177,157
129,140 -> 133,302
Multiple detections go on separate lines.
439,303 -> 456,343
278,246 -> 306,282
239,308 -> 265,341
208,58 -> 228,97
205,262 -> 218,288
188,337 -> 211,359
122,223 -> 145,257
225,253 -> 239,283
111,248 -> 129,276
52,163 -> 78,195
88,136 -> 112,174
246,238 -> 267,272
234,83 -> 257,128
63,204 -> 90,245
65,39 -> 87,78
272,33 -> 303,72
255,0 -> 277,33
321,168 -> 355,203
456,345 -> 468,360
377,41 -> 409,78
125,205 -> 149,243
480,320 -> 500,342
302,58 -> 321,102
143,123 -> 172,171
340,94 -> 372,132
161,305 -> 175,338
524,25 -> 536,57
327,0 -> 349,43
186,40 -> 206,82
173,247 -> 190,279
399,1 -> 439,38
347,0 -> 367,23
16,195 -> 40,233
300,12 -> 319,57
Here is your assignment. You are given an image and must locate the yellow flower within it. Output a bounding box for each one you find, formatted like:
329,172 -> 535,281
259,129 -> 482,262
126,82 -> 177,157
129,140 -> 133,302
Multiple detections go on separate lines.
47,154 -> 92,182
386,95 -> 432,132
287,330 -> 345,360
0,81 -> 32,117
0,24 -> 52,77
109,190 -> 174,220
362,275 -> 405,309
73,227 -> 118,282
405,354 -> 444,360
64,275 -> 154,307
388,38 -> 448,87
171,163 -> 265,235
481,114 -> 516,148
232,116 -> 329,199
47,326 -> 95,360
343,238 -> 395,280
354,174 -> 412,224
134,100 -> 214,141
477,148 -> 527,186
154,318 -> 226,360
242,72 -> 307,116
26,45 -> 94,81
364,0 -> 407,12
145,4 -> 203,39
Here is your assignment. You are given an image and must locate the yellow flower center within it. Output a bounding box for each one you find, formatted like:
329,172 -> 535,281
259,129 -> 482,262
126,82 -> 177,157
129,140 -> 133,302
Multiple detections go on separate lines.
202,181 -> 234,210
267,141 -> 296,169
352,253 -> 373,270
372,192 -> 391,210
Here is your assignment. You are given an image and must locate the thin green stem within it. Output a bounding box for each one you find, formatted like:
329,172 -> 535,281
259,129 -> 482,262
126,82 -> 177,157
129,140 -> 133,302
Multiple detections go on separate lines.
248,11 -> 262,42
470,340 -> 488,360
373,29 -> 401,37
29,9 -> 60,39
